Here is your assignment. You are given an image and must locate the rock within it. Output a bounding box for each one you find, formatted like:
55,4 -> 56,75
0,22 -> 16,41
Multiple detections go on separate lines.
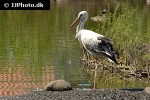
91,9 -> 106,22
43,80 -> 72,91
91,16 -> 103,22
144,87 -> 150,93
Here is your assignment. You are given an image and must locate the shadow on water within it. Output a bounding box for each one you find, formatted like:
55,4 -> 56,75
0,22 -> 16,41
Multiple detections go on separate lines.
0,0 -> 150,96
120,88 -> 144,91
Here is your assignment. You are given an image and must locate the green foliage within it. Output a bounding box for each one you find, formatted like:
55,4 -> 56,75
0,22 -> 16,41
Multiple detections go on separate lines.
93,2 -> 150,68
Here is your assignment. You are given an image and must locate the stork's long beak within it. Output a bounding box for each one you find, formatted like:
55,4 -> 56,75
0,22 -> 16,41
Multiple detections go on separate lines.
69,17 -> 80,29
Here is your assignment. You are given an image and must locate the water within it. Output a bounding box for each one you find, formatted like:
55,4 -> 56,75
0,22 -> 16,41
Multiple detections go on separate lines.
0,0 -> 150,96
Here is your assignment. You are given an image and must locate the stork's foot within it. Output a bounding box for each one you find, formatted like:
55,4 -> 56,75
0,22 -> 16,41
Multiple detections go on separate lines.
92,85 -> 96,90
92,87 -> 96,90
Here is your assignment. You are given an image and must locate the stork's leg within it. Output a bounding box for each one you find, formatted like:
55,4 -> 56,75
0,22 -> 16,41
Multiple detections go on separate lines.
81,46 -> 88,60
83,47 -> 89,60
93,62 -> 98,90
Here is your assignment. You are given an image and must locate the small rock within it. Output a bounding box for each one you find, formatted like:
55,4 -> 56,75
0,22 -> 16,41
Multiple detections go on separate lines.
91,9 -> 106,22
91,16 -> 103,22
43,80 -> 72,91
144,87 -> 150,93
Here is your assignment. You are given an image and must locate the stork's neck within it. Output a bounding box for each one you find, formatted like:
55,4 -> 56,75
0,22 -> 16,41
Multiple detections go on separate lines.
76,21 -> 85,33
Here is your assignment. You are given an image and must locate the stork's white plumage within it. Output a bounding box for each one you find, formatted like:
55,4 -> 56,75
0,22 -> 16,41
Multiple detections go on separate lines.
69,11 -> 117,90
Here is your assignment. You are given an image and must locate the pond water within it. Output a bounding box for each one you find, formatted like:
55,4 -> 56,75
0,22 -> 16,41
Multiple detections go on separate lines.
0,0 -> 150,96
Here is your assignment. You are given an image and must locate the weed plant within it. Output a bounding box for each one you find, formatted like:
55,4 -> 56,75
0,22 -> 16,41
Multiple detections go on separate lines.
91,2 -> 150,69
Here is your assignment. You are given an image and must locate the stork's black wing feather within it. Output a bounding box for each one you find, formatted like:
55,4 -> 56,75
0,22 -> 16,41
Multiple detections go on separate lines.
85,36 -> 118,64
97,37 -> 118,64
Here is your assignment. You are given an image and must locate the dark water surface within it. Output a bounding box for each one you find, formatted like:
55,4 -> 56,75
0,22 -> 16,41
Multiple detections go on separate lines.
0,0 -> 150,96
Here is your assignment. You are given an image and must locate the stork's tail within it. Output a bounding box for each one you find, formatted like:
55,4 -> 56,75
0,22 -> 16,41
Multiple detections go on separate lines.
107,54 -> 118,65
101,51 -> 118,65
102,43 -> 118,64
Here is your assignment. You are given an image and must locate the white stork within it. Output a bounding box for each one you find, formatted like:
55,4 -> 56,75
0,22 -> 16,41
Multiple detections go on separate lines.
69,11 -> 118,90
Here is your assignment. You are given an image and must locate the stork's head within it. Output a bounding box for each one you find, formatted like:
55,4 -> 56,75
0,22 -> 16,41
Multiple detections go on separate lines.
69,11 -> 88,29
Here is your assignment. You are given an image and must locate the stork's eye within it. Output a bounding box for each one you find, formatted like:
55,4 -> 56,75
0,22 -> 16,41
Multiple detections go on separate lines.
80,14 -> 83,18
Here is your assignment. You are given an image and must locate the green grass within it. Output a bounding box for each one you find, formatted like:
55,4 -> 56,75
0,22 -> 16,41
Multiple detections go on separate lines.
92,2 -> 150,68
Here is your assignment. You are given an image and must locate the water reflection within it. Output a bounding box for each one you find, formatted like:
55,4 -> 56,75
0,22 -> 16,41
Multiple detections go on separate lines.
0,65 -> 54,95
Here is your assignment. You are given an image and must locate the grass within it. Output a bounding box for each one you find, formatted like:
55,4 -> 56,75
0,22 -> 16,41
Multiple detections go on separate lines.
98,2 -> 149,67
83,1 -> 150,78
